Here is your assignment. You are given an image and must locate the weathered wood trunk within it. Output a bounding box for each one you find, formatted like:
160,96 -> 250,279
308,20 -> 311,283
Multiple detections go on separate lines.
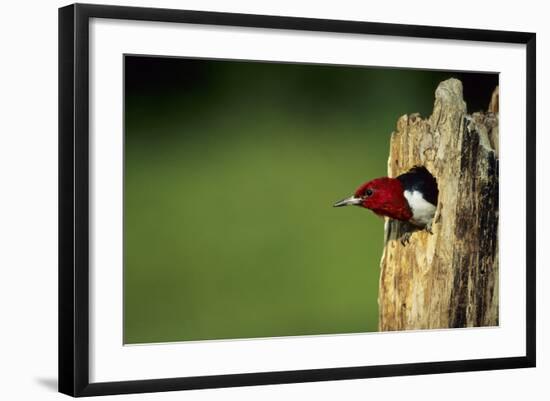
378,78 -> 499,331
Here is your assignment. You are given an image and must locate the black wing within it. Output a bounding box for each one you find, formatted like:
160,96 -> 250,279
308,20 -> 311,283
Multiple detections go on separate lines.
396,166 -> 438,206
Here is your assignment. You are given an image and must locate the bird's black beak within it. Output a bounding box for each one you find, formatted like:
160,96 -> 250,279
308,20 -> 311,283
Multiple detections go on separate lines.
333,196 -> 362,207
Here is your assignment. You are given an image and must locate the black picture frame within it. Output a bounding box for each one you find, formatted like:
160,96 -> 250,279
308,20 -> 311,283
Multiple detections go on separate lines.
59,3 -> 536,397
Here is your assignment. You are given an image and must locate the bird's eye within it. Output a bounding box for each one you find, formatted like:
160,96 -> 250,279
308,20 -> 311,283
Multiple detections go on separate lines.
365,189 -> 373,197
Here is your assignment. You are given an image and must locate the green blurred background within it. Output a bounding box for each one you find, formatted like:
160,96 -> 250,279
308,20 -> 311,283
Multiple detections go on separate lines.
124,56 -> 497,344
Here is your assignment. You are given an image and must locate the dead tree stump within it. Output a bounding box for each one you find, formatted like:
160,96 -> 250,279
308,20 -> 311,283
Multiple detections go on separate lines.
378,78 -> 499,331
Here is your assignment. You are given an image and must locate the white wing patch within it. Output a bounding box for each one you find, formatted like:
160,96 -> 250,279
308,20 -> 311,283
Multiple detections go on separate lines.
404,190 -> 436,227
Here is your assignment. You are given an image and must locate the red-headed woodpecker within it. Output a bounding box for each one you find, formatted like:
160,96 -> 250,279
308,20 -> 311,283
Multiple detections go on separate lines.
334,166 -> 438,231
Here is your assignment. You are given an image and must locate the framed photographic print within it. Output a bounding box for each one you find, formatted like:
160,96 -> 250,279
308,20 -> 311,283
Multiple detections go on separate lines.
58,3 -> 536,397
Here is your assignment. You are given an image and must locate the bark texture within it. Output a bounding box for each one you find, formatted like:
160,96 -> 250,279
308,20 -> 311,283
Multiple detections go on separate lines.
378,79 -> 499,331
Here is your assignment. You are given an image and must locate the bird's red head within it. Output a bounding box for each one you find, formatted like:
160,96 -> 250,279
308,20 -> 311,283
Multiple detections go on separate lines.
334,177 -> 413,221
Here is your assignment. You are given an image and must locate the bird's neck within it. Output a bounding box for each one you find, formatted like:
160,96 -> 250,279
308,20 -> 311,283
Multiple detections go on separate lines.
371,180 -> 413,221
